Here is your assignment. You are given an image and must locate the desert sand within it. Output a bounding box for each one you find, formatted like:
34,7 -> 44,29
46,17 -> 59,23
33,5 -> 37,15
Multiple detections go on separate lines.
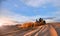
0,22 -> 60,36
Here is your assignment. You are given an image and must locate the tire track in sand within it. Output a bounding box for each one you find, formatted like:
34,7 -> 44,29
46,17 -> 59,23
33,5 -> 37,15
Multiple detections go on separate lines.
34,25 -> 48,36
24,26 -> 45,36
49,24 -> 58,36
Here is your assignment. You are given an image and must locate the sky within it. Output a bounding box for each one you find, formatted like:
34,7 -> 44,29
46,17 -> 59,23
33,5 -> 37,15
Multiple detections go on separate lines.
0,0 -> 60,26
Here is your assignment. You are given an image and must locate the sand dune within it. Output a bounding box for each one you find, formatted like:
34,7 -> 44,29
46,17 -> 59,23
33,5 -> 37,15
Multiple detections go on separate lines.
0,23 -> 60,36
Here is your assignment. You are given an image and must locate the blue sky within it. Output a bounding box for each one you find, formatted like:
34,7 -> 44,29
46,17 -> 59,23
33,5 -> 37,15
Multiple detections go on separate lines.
0,0 -> 60,25
1,0 -> 60,16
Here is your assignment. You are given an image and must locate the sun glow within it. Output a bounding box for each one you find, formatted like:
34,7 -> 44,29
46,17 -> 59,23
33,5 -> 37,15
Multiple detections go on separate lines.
0,17 -> 11,26
0,17 -> 18,26
0,20 -> 6,26
0,23 -> 3,26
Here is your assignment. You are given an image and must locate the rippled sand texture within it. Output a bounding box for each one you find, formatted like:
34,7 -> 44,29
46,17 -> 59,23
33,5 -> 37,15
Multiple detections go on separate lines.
0,23 -> 60,36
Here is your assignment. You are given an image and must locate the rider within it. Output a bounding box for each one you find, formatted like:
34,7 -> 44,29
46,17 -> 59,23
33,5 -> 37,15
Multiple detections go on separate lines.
39,18 -> 46,24
39,18 -> 43,22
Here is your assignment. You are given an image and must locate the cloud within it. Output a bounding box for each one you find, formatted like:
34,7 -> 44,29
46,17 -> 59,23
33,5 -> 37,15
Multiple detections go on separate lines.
0,8 -> 40,26
47,10 -> 60,22
20,0 -> 60,7
0,8 -> 49,22
0,8 -> 60,26
0,8 -> 29,22
51,0 -> 60,7
55,11 -> 60,16
20,0 -> 48,7
0,9 -> 27,26
53,11 -> 60,22
45,19 -> 55,23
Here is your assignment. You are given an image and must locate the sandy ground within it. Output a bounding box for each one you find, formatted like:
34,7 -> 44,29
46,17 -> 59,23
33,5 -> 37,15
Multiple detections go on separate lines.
0,23 -> 60,36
